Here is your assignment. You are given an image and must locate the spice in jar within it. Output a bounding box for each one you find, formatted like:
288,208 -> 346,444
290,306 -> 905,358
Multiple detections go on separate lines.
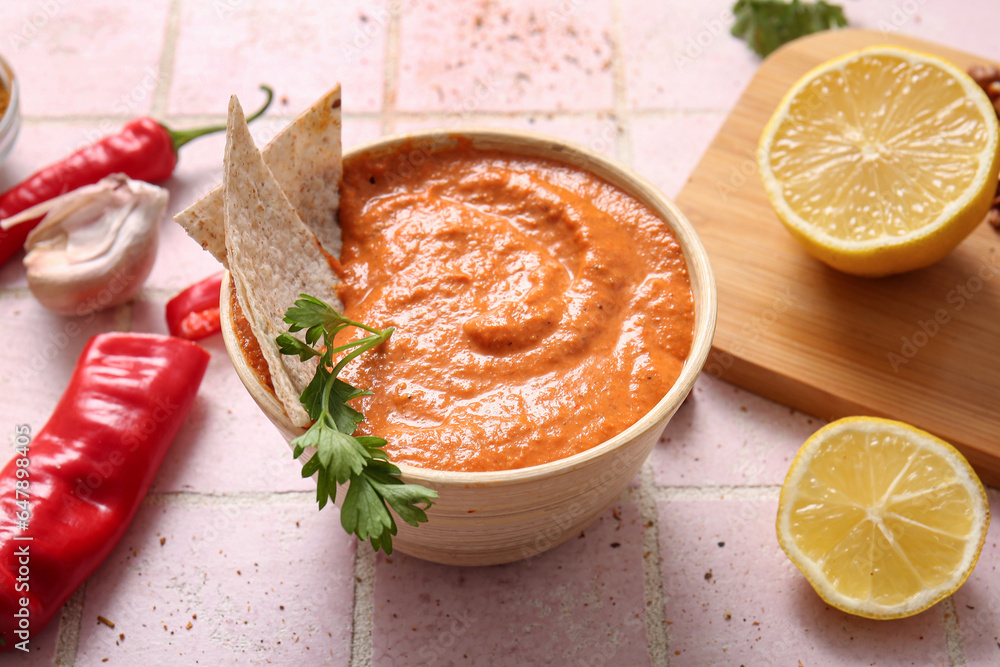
0,80 -> 9,118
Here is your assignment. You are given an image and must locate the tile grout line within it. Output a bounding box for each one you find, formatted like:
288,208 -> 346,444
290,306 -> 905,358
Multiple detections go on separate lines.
379,3 -> 401,136
651,483 -> 782,501
53,581 -> 85,666
17,112 -> 380,126
150,0 -> 183,119
0,287 -> 32,300
141,490 -> 315,506
634,463 -> 671,667
610,0 -> 633,167
114,302 -> 133,334
106,484 -> 786,507
16,107 -> 725,128
345,8 -> 400,664
47,0 -> 184,660
942,597 -> 967,666
349,547 -> 376,667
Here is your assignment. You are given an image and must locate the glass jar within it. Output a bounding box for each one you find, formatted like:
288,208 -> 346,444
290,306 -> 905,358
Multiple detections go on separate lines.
0,52 -> 21,166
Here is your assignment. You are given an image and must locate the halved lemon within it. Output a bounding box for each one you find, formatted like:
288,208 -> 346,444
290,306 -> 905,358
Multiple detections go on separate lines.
758,46 -> 1000,277
776,416 -> 990,619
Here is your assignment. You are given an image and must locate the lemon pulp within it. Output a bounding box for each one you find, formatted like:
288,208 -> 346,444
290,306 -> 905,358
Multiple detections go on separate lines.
759,46 -> 1000,276
777,416 -> 989,619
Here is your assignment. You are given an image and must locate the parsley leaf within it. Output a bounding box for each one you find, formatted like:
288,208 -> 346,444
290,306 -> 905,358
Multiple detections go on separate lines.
731,0 -> 847,57
277,294 -> 437,553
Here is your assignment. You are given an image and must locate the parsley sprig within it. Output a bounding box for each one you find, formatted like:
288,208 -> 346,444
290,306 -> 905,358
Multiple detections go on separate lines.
276,294 -> 436,554
731,0 -> 847,58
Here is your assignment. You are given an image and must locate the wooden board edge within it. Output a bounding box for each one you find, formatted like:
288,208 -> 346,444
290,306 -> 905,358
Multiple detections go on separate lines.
706,345 -> 1000,488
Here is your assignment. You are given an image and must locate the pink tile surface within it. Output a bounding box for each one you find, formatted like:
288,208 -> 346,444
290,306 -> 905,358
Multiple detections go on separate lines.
0,0 -> 171,117
397,0 -> 615,112
394,113 -> 620,159
168,0 -> 385,116
622,0 -> 759,111
0,607 -> 59,664
0,297 -> 118,470
652,373 -> 821,486
373,503 -> 650,666
951,490 -> 1000,664
631,112 -> 727,198
75,502 -> 356,665
150,131 -> 231,290
848,0 -> 1000,61
657,497 -> 951,666
0,122 -> 114,194
1,1 -> 998,663
129,295 -> 314,494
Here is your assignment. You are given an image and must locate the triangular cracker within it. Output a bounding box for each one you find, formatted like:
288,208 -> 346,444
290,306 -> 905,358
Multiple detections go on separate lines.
222,95 -> 343,428
177,84 -> 343,266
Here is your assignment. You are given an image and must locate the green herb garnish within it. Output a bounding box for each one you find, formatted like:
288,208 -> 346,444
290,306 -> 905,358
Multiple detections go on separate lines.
731,0 -> 847,57
276,294 -> 436,554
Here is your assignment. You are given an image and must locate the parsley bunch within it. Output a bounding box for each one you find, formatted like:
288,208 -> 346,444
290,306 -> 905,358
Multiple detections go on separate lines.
276,294 -> 436,553
731,0 -> 847,57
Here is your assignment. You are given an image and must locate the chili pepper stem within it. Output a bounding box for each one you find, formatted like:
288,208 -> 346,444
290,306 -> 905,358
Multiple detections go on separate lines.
166,84 -> 274,153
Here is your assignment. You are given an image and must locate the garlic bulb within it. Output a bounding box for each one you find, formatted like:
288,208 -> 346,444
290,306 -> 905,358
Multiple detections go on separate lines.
1,174 -> 166,316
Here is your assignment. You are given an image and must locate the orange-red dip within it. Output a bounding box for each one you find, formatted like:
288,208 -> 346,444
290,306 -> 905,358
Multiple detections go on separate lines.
333,143 -> 695,472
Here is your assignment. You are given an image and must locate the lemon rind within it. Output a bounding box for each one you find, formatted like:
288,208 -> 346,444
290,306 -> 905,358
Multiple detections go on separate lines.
758,46 -> 1000,271
776,416 -> 990,619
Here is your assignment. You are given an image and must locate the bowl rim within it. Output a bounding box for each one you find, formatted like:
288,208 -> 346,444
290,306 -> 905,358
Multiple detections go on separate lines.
0,52 -> 19,138
224,126 -> 718,485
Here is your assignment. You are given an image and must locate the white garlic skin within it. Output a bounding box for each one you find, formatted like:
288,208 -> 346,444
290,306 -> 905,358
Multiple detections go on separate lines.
13,175 -> 167,316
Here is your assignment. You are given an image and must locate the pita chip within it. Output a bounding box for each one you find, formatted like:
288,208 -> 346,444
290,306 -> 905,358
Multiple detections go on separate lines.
176,84 -> 343,266
222,95 -> 343,428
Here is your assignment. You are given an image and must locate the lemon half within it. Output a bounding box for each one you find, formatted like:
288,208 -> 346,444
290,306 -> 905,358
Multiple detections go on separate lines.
776,416 -> 990,619
758,46 -> 1000,277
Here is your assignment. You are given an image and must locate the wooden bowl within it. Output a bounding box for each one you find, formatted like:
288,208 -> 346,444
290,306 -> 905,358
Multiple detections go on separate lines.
220,128 -> 717,566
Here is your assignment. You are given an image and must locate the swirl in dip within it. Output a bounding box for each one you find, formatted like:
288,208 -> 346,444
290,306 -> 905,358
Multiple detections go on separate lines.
328,142 -> 695,472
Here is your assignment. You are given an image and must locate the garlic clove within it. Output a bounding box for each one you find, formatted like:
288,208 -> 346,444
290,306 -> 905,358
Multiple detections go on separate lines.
4,174 -> 167,316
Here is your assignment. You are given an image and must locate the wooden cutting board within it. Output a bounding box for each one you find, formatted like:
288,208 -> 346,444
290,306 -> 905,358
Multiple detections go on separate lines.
676,29 -> 1000,485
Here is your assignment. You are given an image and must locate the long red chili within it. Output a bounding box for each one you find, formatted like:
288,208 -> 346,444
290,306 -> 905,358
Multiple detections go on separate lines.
166,271 -> 224,340
0,333 -> 210,651
0,85 -> 273,268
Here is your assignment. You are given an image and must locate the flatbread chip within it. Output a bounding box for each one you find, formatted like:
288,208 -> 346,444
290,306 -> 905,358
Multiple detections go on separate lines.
222,95 -> 343,428
176,84 -> 343,266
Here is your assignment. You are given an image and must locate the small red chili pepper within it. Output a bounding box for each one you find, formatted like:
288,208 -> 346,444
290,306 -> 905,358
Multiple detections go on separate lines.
166,271 -> 224,340
0,85 -> 273,268
0,333 -> 210,651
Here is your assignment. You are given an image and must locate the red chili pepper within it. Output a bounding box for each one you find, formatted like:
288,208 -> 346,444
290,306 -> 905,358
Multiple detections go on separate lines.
0,85 -> 273,268
0,333 -> 210,651
166,271 -> 224,340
